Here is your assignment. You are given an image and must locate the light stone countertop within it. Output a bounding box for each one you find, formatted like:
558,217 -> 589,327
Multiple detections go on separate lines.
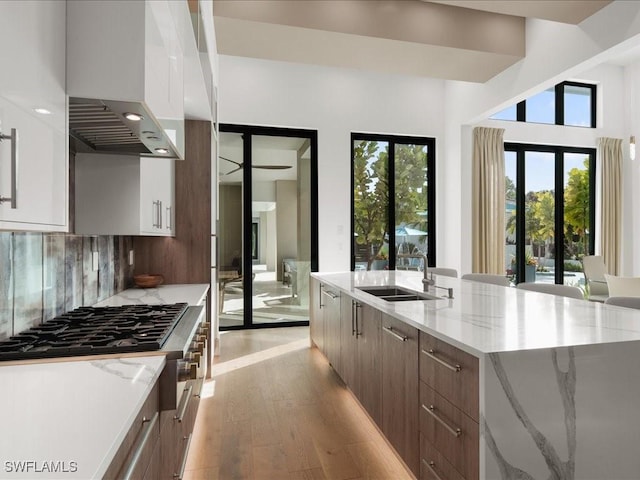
93,283 -> 209,307
0,355 -> 165,479
0,284 -> 210,478
312,270 -> 640,355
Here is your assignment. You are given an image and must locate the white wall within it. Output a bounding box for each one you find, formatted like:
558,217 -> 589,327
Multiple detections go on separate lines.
218,0 -> 640,275
219,56 -> 446,272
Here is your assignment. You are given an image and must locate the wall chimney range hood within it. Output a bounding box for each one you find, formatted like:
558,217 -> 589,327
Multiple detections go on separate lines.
69,97 -> 181,158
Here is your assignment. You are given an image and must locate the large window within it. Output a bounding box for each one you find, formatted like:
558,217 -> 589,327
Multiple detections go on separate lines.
351,133 -> 436,271
505,144 -> 595,287
492,81 -> 596,128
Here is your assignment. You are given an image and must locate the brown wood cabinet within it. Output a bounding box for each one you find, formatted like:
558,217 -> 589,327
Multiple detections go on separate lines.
339,294 -> 382,426
420,434 -> 464,480
322,285 -> 342,372
103,383 -> 160,479
309,277 -> 325,352
419,331 -> 479,480
381,314 -> 419,477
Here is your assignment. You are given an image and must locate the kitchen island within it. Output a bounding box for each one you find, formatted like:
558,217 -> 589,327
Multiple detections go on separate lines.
311,270 -> 640,480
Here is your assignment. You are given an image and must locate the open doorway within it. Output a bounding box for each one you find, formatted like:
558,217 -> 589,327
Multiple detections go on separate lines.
218,125 -> 318,329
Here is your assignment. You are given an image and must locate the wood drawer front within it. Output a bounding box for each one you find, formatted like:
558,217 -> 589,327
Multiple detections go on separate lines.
420,433 -> 465,480
419,332 -> 479,421
419,382 -> 478,480
104,383 -> 160,479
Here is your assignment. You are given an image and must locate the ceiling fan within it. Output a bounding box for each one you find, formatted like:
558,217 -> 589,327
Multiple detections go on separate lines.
219,156 -> 292,175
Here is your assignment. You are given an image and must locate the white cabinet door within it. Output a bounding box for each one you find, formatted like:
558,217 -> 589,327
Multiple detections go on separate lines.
140,157 -> 174,236
0,0 -> 67,231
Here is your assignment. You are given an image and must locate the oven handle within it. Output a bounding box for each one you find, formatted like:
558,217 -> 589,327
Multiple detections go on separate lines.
121,411 -> 159,480
173,433 -> 192,479
174,384 -> 193,423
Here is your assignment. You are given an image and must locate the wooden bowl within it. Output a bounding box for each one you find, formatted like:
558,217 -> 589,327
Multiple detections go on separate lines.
134,274 -> 164,288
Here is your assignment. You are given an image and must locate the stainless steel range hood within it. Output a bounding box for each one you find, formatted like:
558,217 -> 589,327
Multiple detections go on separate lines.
69,97 -> 183,159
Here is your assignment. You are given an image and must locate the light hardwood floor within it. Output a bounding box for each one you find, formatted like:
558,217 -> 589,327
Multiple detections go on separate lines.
183,326 -> 414,480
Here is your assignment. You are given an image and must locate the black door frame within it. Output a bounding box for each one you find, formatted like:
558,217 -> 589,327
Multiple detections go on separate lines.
219,124 -> 319,330
505,142 -> 596,284
350,133 -> 436,271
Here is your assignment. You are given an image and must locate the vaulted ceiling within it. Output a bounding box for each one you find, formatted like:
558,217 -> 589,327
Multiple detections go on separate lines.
213,0 -> 612,83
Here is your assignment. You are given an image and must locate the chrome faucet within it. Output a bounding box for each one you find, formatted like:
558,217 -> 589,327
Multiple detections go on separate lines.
397,254 -> 434,290
396,254 -> 454,298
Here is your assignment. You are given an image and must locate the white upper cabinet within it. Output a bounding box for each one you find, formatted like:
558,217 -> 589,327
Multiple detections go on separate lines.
0,0 -> 67,231
67,0 -> 185,159
75,153 -> 175,237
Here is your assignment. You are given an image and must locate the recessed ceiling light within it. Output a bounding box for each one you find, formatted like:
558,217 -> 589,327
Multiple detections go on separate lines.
141,130 -> 154,134
146,135 -> 160,140
124,112 -> 143,121
155,148 -> 169,154
34,108 -> 51,115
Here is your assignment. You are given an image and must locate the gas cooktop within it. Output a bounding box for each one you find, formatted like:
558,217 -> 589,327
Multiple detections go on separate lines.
0,303 -> 189,361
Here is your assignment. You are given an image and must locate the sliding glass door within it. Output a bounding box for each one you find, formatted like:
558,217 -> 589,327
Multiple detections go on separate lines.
218,125 -> 318,330
351,133 -> 435,271
505,143 -> 595,286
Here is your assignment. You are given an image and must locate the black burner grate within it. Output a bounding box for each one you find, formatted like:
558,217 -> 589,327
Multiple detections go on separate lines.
0,303 -> 189,361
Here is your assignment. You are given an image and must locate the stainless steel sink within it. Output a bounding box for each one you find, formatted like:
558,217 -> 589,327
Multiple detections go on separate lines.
357,286 -> 442,301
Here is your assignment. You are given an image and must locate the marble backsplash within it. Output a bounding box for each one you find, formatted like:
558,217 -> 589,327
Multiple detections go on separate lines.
0,233 -> 134,340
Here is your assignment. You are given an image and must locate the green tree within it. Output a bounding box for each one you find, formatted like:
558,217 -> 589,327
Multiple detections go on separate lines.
564,159 -> 590,256
533,191 -> 555,261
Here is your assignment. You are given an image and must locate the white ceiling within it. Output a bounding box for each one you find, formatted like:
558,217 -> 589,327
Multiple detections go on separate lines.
213,0 -> 613,83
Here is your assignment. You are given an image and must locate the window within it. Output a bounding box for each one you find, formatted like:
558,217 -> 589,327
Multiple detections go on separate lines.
491,81 -> 596,128
504,143 -> 595,286
351,133 -> 436,271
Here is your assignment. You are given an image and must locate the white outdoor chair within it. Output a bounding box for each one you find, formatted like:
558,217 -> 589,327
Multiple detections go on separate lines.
461,273 -> 511,287
429,267 -> 458,278
516,282 -> 584,300
604,296 -> 640,309
604,274 -> 640,298
582,255 -> 609,302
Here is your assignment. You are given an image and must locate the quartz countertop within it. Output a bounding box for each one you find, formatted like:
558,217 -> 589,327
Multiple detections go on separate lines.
312,270 -> 640,355
0,355 -> 165,479
93,283 -> 209,307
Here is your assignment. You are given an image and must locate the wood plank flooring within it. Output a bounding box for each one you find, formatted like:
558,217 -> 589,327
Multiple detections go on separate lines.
183,327 -> 414,480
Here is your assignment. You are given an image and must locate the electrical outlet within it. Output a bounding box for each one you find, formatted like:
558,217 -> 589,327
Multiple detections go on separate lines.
129,250 -> 134,266
92,251 -> 99,272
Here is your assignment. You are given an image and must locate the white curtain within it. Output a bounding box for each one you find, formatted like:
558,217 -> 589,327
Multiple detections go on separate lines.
598,137 -> 622,275
472,127 -> 505,274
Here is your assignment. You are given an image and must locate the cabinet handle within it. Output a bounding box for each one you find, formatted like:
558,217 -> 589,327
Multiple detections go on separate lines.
152,200 -> 160,228
422,404 -> 462,437
121,411 -> 159,480
351,300 -> 356,336
421,348 -> 461,372
173,433 -> 192,479
422,459 -> 444,480
354,302 -> 362,337
321,289 -> 338,299
174,385 -> 193,423
166,205 -> 172,230
0,128 -> 18,208
319,284 -> 324,309
382,326 -> 408,342
158,200 -> 163,229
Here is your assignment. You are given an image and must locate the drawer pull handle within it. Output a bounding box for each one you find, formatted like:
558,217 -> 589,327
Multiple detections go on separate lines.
195,379 -> 205,399
321,289 -> 339,299
422,459 -> 444,480
173,433 -> 192,479
382,326 -> 408,342
121,411 -> 159,480
422,348 -> 461,372
422,404 -> 462,437
174,385 -> 193,423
